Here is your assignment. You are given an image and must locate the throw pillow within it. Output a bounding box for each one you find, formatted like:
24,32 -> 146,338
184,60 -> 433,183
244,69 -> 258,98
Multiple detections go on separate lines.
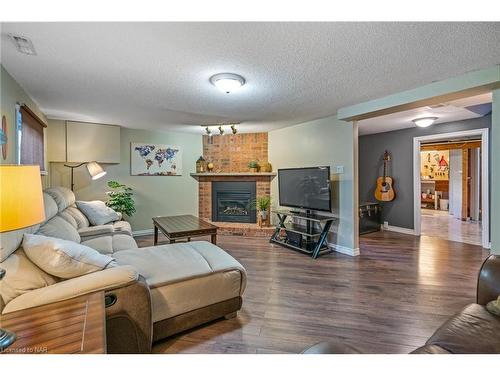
0,249 -> 59,305
76,200 -> 120,226
23,234 -> 115,279
486,296 -> 500,317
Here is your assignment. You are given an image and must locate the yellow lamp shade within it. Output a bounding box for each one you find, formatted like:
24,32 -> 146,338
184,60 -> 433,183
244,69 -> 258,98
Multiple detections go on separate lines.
0,165 -> 45,232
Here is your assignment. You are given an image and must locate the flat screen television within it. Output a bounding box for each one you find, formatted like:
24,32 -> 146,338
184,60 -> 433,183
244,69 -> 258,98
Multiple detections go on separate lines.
278,166 -> 331,212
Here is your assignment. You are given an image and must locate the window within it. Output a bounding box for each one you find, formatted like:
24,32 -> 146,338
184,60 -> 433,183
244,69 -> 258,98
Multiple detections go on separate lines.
17,104 -> 46,173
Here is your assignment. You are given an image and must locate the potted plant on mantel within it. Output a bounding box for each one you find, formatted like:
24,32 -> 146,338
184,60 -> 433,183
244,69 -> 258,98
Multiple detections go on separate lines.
248,160 -> 259,173
252,196 -> 271,227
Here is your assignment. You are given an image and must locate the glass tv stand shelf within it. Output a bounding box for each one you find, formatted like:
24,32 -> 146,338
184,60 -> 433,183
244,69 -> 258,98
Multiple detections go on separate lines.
269,209 -> 338,259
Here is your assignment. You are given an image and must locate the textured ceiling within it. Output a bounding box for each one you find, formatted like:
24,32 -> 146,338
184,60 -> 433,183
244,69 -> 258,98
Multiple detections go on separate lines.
358,93 -> 493,135
1,22 -> 500,134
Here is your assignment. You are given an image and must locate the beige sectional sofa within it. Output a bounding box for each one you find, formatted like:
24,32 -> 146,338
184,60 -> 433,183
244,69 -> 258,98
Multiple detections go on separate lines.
0,187 -> 246,353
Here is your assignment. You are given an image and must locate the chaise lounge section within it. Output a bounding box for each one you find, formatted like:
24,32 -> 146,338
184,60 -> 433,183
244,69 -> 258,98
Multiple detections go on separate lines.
0,187 -> 247,353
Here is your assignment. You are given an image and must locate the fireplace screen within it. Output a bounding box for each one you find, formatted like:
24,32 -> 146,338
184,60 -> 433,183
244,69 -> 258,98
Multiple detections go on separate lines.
212,181 -> 257,223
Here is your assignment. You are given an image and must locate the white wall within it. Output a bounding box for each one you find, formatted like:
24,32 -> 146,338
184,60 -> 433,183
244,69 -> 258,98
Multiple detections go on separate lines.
268,115 -> 357,253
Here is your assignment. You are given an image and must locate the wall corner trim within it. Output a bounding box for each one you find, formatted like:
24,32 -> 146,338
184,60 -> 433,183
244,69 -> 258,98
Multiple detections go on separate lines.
328,243 -> 360,257
380,225 -> 417,236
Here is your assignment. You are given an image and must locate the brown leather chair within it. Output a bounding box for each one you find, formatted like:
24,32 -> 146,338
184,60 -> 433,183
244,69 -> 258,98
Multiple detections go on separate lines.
303,255 -> 500,354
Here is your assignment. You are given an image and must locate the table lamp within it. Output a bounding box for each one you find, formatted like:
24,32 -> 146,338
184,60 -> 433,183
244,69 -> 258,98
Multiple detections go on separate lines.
0,165 -> 46,351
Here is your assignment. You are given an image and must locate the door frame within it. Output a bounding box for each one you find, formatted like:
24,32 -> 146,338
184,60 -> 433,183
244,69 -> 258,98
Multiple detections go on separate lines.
413,128 -> 490,248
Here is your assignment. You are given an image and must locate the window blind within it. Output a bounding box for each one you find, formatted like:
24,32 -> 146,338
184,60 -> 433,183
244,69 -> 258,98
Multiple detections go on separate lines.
19,105 -> 46,172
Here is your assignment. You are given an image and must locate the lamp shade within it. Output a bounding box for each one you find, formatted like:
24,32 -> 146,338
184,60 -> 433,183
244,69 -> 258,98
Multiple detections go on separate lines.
0,165 -> 45,232
86,161 -> 107,180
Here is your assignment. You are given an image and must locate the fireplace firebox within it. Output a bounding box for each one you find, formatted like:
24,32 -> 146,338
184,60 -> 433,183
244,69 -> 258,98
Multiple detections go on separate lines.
212,181 -> 257,223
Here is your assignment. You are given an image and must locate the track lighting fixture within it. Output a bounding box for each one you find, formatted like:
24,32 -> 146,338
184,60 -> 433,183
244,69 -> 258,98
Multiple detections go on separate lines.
205,126 -> 212,136
231,124 -> 237,134
218,126 -> 225,135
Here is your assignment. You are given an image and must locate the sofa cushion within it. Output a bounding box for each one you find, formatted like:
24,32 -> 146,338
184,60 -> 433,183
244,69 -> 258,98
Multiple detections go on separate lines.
37,215 -> 81,243
0,224 -> 40,262
76,200 -> 120,226
0,248 -> 59,306
82,234 -> 138,254
44,187 -> 76,212
113,221 -> 132,235
23,234 -> 115,279
81,236 -> 114,254
113,234 -> 138,252
426,304 -> 500,353
114,241 -> 246,322
65,205 -> 90,229
43,192 -> 59,221
58,210 -> 78,228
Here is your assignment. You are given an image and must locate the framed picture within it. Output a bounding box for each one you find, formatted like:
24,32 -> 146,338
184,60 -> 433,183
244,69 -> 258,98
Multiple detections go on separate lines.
131,142 -> 182,176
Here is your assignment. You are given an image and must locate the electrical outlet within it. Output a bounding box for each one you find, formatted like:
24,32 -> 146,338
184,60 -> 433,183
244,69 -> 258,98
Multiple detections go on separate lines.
335,165 -> 344,174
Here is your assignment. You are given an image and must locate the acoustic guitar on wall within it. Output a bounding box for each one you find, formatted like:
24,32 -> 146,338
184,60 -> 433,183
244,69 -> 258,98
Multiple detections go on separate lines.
375,150 -> 395,202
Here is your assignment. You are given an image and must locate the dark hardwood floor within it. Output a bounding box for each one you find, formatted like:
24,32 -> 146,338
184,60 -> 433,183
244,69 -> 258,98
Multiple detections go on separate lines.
135,231 -> 490,354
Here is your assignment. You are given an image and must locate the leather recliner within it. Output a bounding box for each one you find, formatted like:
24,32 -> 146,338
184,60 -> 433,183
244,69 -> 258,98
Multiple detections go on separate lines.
303,254 -> 500,354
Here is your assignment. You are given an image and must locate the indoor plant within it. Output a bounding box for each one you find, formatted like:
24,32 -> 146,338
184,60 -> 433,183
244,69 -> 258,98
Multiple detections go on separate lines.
105,180 -> 136,217
252,196 -> 271,220
248,160 -> 259,173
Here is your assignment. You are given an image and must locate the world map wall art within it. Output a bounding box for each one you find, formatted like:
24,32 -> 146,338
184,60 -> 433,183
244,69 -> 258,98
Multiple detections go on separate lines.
131,142 -> 182,176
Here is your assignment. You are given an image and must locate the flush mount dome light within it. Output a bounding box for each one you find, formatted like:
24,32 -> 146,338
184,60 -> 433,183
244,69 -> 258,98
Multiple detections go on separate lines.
210,73 -> 245,93
412,117 -> 438,128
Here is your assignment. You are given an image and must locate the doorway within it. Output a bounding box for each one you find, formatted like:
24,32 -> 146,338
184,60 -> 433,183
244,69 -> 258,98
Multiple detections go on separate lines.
413,128 -> 489,248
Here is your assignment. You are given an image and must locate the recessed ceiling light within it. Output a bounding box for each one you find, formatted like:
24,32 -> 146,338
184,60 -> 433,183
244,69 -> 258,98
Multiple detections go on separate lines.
8,34 -> 37,56
413,117 -> 438,128
210,73 -> 245,94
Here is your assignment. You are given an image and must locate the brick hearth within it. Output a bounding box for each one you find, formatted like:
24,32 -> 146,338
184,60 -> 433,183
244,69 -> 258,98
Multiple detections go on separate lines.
192,132 -> 275,237
195,174 -> 275,236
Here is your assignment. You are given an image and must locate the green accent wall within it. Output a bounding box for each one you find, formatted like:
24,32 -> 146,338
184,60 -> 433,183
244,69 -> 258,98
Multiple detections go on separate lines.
48,126 -> 202,232
269,116 -> 357,252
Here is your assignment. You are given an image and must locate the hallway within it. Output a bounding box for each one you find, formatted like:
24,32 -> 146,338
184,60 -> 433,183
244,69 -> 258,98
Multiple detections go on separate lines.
421,208 -> 482,246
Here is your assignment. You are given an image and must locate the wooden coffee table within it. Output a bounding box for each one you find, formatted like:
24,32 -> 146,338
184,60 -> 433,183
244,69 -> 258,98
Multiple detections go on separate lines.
153,215 -> 218,245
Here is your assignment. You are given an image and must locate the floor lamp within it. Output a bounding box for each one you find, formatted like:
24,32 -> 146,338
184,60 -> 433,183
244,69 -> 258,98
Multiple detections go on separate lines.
0,165 -> 46,351
63,161 -> 107,191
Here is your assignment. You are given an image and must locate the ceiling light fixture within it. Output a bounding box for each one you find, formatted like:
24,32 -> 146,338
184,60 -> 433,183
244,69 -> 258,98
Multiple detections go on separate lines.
8,34 -> 37,56
210,73 -> 245,94
230,124 -> 237,135
218,126 -> 225,135
412,117 -> 438,128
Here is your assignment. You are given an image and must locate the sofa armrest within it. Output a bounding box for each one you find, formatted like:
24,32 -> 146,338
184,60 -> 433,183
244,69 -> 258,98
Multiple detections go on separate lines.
104,275 -> 152,353
3,266 -> 138,313
78,224 -> 114,239
477,255 -> 500,305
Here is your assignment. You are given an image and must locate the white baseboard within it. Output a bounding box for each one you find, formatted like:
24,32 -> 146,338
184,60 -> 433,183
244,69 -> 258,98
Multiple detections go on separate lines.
380,224 -> 416,236
328,243 -> 360,257
132,229 -> 154,237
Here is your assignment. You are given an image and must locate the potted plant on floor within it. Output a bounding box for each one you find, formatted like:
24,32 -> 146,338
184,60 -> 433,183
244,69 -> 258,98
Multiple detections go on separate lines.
252,196 -> 271,227
105,181 -> 136,218
248,160 -> 259,173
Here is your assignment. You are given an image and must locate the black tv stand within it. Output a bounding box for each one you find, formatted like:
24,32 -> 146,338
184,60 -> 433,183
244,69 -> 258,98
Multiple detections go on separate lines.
270,209 -> 338,259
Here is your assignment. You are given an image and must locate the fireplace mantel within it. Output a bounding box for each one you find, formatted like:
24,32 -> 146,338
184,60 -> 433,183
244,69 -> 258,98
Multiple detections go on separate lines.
190,172 -> 276,180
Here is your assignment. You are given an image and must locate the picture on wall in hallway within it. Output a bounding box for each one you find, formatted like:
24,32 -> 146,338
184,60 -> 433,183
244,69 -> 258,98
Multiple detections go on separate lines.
421,150 -> 449,181
131,142 -> 182,176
